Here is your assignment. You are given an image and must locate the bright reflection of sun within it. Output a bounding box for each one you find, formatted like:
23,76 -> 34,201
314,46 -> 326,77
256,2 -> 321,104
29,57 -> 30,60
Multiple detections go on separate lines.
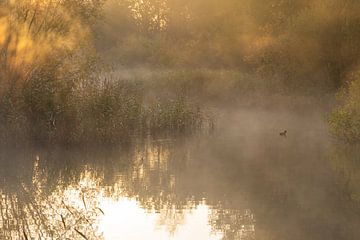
52,169 -> 223,240
98,197 -> 223,240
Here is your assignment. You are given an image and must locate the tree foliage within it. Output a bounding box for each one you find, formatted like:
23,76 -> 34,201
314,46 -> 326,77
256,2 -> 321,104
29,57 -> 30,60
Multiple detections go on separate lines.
99,0 -> 360,89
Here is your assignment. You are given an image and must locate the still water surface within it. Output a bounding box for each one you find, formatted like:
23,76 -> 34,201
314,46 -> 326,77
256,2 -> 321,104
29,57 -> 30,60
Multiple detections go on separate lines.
0,109 -> 360,240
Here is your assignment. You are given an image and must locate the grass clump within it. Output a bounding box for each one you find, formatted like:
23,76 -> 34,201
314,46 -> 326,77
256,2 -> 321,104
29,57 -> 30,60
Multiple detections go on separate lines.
75,78 -> 145,144
147,98 -> 205,132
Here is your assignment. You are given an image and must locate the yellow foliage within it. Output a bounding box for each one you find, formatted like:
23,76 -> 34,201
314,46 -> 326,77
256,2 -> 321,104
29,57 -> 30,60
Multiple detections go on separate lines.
0,1 -> 89,78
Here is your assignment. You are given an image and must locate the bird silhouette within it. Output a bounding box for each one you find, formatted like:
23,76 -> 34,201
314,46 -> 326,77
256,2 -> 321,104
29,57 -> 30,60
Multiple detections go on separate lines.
279,130 -> 287,137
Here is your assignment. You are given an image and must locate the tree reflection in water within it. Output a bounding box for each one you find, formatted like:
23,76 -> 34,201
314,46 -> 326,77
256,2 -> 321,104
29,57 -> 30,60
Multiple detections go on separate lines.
330,143 -> 360,206
2,134 -> 360,240
0,138 -> 254,240
0,149 -> 104,239
210,208 -> 255,240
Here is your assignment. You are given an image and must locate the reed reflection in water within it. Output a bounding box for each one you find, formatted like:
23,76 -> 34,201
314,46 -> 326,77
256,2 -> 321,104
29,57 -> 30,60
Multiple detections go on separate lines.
2,107 -> 359,240
0,137 -> 255,240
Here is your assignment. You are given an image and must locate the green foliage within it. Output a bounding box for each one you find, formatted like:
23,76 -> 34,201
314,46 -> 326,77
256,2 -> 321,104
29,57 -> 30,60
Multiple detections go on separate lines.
329,70 -> 360,142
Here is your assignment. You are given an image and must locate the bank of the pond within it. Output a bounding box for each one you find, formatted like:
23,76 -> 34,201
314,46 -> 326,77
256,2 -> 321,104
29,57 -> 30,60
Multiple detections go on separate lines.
0,77 -> 212,145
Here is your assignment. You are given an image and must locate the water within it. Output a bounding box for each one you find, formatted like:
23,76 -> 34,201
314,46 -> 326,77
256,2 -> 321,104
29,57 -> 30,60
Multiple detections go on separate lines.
0,108 -> 360,240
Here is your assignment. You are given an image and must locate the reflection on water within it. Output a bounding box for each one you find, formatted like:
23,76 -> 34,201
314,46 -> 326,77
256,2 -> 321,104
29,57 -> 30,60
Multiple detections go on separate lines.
98,198 -> 221,240
1,109 -> 360,239
330,143 -> 360,204
0,138 -> 251,240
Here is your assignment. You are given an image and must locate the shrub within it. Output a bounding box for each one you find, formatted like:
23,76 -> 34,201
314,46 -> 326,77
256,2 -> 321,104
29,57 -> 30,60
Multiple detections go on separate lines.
329,69 -> 360,142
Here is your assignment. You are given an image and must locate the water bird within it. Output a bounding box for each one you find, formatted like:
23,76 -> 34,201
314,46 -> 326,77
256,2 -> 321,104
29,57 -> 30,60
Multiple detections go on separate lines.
279,130 -> 287,137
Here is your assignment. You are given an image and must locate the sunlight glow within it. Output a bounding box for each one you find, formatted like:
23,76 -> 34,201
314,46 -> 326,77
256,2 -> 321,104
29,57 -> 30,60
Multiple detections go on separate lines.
98,197 -> 223,240
47,168 -> 224,240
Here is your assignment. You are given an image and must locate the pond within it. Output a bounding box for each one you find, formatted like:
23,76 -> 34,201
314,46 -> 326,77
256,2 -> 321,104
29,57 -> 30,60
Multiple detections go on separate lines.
0,108 -> 359,240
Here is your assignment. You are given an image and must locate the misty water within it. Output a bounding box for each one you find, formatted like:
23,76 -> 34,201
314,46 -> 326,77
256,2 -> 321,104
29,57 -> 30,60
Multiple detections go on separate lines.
1,107 -> 360,240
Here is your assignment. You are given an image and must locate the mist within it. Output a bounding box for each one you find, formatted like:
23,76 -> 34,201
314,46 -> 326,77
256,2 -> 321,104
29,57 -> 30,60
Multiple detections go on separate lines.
1,0 -> 360,240
96,0 -> 360,90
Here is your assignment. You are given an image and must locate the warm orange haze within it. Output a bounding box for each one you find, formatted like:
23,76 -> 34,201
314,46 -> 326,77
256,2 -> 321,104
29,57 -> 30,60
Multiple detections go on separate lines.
1,0 -> 360,239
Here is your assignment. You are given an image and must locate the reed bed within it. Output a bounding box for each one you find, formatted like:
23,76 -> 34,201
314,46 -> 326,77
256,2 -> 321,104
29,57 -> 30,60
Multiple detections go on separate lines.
0,72 -> 211,145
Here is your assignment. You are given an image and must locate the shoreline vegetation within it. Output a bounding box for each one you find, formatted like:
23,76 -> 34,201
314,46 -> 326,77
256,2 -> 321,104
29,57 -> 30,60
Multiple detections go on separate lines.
1,0 -> 360,144
0,70 -> 213,145
0,1 -> 211,145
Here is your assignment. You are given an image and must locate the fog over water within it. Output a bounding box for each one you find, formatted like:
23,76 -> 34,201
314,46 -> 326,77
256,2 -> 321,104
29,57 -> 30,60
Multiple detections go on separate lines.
2,1 -> 360,239
0,104 -> 359,240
